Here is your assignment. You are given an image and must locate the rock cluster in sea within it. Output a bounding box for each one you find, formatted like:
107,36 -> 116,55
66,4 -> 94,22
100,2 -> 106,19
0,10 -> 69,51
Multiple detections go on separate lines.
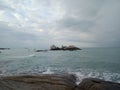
0,48 -> 10,50
35,50 -> 48,52
0,74 -> 120,90
50,45 -> 81,51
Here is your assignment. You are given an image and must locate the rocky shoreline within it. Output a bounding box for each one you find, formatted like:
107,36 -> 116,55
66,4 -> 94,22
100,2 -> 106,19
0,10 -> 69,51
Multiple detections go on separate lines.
0,74 -> 120,90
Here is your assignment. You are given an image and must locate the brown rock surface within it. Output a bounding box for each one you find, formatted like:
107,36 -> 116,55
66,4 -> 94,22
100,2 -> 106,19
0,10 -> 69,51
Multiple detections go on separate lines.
75,78 -> 120,90
0,74 -> 76,90
0,75 -> 120,90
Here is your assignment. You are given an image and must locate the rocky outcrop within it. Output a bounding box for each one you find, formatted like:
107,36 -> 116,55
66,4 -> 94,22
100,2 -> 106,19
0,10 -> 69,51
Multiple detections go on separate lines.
50,45 -> 61,50
50,45 -> 81,51
75,78 -> 120,90
61,45 -> 81,50
0,48 -> 10,50
0,75 -> 120,90
0,74 -> 76,90
35,50 -> 48,52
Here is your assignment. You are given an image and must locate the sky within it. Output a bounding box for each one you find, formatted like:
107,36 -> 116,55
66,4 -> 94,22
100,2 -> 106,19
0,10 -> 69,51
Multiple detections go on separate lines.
0,0 -> 120,48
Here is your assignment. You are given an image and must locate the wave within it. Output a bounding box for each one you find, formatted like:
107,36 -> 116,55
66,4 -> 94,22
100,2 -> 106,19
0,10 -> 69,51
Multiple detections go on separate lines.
9,54 -> 36,59
41,68 -> 120,84
28,54 -> 36,57
68,71 -> 120,84
0,67 -> 120,84
42,68 -> 54,74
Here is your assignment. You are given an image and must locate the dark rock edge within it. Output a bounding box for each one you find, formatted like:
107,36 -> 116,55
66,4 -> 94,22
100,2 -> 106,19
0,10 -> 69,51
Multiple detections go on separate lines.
0,74 -> 120,90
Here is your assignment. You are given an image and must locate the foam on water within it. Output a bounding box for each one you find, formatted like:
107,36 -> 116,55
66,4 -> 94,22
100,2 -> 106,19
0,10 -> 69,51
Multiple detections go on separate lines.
40,68 -> 120,84
42,68 -> 54,74
28,54 -> 36,57
68,70 -> 120,85
0,66 -> 120,84
9,54 -> 36,59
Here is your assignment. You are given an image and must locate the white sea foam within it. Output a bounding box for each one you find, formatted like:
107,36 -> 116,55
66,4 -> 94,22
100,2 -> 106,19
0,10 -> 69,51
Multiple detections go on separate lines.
68,70 -> 120,85
9,54 -> 36,59
42,68 -> 54,74
1,66 -> 120,84
28,54 -> 36,57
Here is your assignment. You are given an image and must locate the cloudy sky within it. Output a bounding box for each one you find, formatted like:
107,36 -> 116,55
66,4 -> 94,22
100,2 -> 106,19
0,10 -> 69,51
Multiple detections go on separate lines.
0,0 -> 120,48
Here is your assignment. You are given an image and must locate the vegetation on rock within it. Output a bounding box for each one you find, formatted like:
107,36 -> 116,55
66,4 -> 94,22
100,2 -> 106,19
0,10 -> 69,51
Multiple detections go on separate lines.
50,45 -> 81,51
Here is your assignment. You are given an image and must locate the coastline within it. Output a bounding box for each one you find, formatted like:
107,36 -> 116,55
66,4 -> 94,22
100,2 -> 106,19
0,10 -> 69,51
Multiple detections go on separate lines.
0,74 -> 120,90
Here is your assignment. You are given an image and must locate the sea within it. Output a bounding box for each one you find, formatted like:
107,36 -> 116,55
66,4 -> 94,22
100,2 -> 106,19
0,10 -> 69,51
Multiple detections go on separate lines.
0,47 -> 120,84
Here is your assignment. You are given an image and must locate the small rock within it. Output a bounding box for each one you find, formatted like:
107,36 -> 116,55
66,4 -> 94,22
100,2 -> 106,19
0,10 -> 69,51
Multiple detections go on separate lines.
35,50 -> 48,52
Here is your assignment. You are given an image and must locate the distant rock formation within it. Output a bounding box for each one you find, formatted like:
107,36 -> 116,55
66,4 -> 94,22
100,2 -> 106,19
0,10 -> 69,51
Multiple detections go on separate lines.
50,45 -> 81,51
35,50 -> 48,52
0,48 -> 10,50
50,45 -> 61,50
61,45 -> 81,50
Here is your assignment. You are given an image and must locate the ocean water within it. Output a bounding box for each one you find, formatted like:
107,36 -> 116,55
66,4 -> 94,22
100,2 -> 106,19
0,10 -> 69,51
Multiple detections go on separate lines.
0,48 -> 120,83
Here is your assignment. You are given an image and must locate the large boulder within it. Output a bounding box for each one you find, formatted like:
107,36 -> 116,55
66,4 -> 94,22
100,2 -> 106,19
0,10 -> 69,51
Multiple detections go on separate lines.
75,78 -> 120,90
0,74 -> 76,90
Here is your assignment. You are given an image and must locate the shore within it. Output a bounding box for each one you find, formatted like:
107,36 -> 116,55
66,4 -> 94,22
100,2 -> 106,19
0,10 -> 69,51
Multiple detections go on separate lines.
0,74 -> 120,90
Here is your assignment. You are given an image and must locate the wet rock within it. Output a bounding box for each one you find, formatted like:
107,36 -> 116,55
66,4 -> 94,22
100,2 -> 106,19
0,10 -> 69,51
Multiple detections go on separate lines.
35,50 -> 48,52
0,48 -> 10,50
75,78 -> 120,90
0,74 -> 76,90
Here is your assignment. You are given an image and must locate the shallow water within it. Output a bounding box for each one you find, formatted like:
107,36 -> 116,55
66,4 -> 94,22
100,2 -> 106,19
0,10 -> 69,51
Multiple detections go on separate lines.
0,48 -> 120,83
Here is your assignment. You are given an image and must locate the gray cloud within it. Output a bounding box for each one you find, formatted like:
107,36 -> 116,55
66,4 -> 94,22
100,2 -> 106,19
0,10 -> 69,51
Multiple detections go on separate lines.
0,21 -> 52,48
61,0 -> 105,19
0,3 -> 14,11
51,0 -> 120,47
0,0 -> 120,48
56,17 -> 95,32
